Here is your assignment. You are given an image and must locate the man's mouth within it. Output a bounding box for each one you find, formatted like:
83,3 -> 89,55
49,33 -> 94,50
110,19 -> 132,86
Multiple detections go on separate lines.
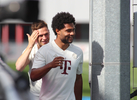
42,40 -> 48,44
68,37 -> 73,40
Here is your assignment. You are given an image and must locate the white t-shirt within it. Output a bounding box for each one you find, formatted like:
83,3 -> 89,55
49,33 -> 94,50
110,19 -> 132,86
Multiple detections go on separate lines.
32,40 -> 83,100
24,44 -> 42,98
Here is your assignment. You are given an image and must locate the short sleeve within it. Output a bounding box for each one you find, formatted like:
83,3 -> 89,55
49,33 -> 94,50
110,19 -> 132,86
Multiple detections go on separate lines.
32,51 -> 46,69
76,53 -> 83,75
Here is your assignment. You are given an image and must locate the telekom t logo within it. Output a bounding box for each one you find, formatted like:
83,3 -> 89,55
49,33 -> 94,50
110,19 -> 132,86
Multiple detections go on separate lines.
60,60 -> 71,75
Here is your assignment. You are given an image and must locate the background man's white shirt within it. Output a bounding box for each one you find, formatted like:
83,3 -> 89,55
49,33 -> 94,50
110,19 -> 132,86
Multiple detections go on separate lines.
23,44 -> 42,98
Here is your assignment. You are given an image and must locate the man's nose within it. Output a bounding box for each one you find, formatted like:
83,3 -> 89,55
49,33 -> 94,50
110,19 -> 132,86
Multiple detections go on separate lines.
43,35 -> 47,39
70,31 -> 75,36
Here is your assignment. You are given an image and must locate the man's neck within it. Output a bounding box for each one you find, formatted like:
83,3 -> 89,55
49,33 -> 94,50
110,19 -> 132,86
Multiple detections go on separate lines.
54,39 -> 69,50
37,43 -> 41,49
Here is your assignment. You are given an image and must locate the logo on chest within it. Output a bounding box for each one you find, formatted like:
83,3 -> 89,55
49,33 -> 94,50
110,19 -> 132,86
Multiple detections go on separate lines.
60,60 -> 71,75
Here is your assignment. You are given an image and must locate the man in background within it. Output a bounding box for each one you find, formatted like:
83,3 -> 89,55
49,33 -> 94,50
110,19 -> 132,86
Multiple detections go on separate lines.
16,20 -> 50,99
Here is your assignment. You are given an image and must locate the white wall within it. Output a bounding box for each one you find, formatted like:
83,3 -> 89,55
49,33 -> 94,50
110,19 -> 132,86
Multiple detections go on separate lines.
38,0 -> 89,42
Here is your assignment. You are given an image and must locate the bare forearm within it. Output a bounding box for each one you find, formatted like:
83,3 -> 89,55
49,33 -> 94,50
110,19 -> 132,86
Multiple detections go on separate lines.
30,56 -> 64,81
16,46 -> 32,71
74,75 -> 83,100
30,62 -> 52,81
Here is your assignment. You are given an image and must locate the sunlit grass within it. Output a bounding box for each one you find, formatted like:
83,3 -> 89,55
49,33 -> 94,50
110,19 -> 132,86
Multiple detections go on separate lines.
130,60 -> 137,100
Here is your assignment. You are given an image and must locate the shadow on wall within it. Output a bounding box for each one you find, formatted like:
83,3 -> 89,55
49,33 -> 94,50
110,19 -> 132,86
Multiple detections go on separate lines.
92,41 -> 104,99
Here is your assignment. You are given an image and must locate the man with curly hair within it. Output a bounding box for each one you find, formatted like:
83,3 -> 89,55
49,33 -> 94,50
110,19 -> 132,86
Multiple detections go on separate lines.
31,12 -> 83,100
16,20 -> 50,99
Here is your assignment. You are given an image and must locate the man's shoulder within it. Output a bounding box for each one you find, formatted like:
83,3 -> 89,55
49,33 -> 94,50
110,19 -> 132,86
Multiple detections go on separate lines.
70,44 -> 83,53
39,42 -> 51,51
43,42 -> 51,47
71,44 -> 82,51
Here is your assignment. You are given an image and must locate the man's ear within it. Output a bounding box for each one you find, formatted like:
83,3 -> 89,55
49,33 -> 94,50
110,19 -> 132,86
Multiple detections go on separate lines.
56,29 -> 60,35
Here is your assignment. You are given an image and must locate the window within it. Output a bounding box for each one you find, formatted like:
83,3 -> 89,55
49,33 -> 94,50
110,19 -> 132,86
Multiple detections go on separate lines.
75,23 -> 89,42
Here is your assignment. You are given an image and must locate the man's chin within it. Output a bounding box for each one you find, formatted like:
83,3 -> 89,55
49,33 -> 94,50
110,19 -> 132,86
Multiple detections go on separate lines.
61,39 -> 73,44
69,38 -> 74,42
43,41 -> 49,44
69,40 -> 73,43
41,43 -> 47,46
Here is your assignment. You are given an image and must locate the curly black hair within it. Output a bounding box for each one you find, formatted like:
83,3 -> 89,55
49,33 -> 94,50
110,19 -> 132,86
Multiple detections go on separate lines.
51,12 -> 76,35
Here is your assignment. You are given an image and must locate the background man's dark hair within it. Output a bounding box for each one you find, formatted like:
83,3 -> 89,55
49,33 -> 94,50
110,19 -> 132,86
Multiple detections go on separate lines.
51,12 -> 75,35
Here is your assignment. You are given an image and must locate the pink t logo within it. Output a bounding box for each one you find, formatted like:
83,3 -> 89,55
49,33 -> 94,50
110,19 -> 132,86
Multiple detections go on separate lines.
60,60 -> 71,75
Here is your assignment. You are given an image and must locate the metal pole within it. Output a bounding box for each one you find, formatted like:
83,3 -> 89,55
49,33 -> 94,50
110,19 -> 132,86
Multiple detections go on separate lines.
89,0 -> 93,99
90,0 -> 130,99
